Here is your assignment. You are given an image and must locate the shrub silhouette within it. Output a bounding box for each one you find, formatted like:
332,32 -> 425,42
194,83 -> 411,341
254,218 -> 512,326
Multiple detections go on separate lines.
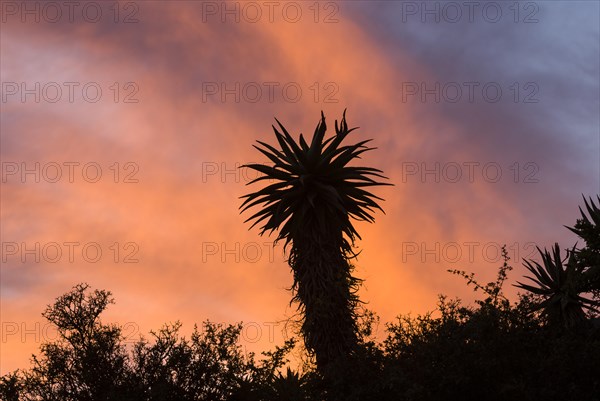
0,284 -> 296,401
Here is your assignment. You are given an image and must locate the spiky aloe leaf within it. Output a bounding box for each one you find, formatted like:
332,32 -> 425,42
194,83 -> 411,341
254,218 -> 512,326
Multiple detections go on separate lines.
566,195 -> 600,236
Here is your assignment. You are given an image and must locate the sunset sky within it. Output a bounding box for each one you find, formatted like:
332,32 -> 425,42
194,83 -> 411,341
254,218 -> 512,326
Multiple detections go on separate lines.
1,1 -> 599,374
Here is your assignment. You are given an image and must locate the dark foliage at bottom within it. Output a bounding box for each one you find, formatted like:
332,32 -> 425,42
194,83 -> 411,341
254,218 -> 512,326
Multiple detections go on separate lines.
2,264 -> 599,401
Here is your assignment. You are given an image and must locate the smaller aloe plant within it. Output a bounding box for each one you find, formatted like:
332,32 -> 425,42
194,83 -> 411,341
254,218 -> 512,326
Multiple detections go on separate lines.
515,243 -> 598,329
270,368 -> 310,400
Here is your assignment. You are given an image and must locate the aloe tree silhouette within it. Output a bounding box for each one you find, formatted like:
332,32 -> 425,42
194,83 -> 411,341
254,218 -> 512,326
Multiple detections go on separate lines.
515,196 -> 600,329
516,244 -> 595,329
240,110 -> 390,372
